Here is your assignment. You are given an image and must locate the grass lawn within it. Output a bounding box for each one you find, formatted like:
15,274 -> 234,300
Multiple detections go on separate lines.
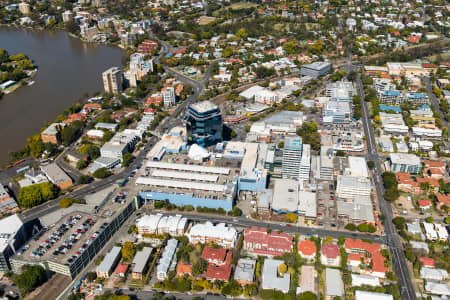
198,16 -> 217,25
213,2 -> 258,16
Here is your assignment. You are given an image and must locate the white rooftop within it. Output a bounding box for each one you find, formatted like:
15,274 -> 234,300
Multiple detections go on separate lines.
348,156 -> 369,177
0,214 -> 23,252
135,177 -> 226,192
151,170 -> 218,182
355,290 -> 393,300
145,161 -> 229,175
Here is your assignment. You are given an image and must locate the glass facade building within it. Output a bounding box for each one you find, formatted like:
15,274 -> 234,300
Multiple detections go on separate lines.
186,101 -> 222,147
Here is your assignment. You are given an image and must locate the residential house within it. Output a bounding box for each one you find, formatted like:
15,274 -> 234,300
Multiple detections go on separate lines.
234,258 -> 256,285
321,243 -> 340,267
298,239 -> 317,261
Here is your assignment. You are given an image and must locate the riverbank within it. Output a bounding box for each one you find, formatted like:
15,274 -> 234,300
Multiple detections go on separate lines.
1,22 -> 124,48
0,27 -> 125,163
1,69 -> 37,96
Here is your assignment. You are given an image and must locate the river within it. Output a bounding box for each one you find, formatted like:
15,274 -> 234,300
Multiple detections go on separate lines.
0,26 -> 125,164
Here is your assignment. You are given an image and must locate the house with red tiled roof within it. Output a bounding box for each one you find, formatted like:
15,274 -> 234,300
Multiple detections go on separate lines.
427,168 -> 445,179
206,264 -> 232,281
408,35 -> 420,43
82,103 -> 101,115
202,246 -> 228,265
144,107 -> 156,115
396,173 -> 420,194
176,261 -> 192,277
421,64 -> 438,72
111,111 -> 127,122
114,264 -> 129,278
418,199 -> 432,210
244,227 -> 293,257
146,95 -> 163,106
175,84 -> 184,97
436,193 -> 450,210
424,160 -> 446,179
348,253 -> 365,267
321,243 -> 340,266
345,239 -> 388,278
416,177 -> 442,194
298,240 -> 317,261
63,113 -> 84,124
419,257 -> 435,268
424,160 -> 446,168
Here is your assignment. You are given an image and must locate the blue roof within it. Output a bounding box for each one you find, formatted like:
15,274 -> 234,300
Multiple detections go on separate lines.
379,105 -> 402,113
407,93 -> 428,99
419,105 -> 430,110
383,90 -> 401,96
165,53 -> 173,58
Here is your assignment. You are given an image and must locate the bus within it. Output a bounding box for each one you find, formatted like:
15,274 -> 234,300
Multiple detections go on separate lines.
13,159 -> 25,166
16,166 -> 30,174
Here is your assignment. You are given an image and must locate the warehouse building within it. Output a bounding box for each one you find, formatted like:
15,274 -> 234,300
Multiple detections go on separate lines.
40,163 -> 73,190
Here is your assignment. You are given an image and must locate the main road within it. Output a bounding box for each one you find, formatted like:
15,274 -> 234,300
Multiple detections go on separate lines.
356,72 -> 417,300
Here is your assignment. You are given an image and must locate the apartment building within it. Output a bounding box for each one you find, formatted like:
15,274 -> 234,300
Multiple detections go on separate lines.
281,137 -> 303,179
187,222 -> 237,248
244,227 -> 293,257
102,67 -> 123,94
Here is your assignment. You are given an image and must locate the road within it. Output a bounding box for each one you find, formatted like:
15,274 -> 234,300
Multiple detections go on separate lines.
152,210 -> 386,243
356,72 -> 417,300
103,289 -> 226,300
424,77 -> 449,129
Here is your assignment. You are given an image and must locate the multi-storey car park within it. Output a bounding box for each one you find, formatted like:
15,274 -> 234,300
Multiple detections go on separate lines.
137,159 -> 239,211
10,197 -> 137,279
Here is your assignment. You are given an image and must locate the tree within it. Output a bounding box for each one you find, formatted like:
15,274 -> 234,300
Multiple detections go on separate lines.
229,206 -> 242,217
192,258 -> 208,276
336,150 -> 346,157
18,182 -> 58,208
367,161 -> 375,169
425,216 -> 434,223
345,223 -> 356,231
78,175 -> 93,184
13,265 -> 47,295
76,159 -> 88,170
298,292 -> 317,300
286,213 -> 298,223
297,122 -> 321,151
277,263 -> 287,274
122,153 -> 135,167
121,242 -> 136,261
86,272 -> 97,282
59,198 -> 74,208
27,134 -> 44,158
60,121 -> 83,146
357,223 -> 370,232
236,28 -> 247,39
393,217 -> 406,230
93,167 -> 112,178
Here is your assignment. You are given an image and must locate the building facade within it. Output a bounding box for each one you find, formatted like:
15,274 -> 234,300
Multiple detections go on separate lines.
186,101 -> 223,147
